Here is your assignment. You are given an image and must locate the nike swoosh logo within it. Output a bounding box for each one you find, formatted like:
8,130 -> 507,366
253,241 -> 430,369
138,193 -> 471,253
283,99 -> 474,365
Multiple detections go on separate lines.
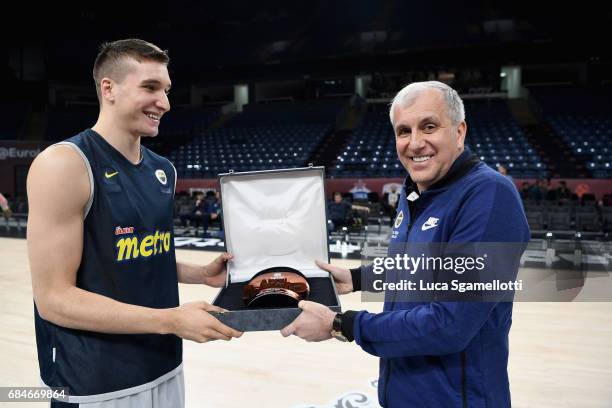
421,223 -> 438,231
105,171 -> 119,179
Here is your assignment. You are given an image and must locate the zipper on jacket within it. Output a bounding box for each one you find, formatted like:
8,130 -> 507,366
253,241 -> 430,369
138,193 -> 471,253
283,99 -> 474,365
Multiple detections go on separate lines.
382,359 -> 392,407
461,351 -> 467,408
383,199 -> 419,407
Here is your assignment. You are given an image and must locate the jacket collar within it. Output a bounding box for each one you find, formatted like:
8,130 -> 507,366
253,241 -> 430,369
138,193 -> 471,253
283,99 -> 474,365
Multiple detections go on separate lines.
404,147 -> 480,198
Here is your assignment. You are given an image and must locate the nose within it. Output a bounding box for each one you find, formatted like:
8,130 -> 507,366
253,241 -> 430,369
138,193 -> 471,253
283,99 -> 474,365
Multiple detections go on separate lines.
410,130 -> 428,150
397,131 -> 426,154
157,91 -> 170,113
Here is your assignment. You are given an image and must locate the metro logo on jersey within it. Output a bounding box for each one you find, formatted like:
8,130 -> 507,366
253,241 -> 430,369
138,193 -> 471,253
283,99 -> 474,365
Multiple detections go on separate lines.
115,230 -> 172,261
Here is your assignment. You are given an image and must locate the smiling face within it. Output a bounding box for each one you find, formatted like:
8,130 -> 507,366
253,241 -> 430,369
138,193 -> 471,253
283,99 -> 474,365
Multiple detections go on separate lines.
100,57 -> 171,138
392,89 -> 466,192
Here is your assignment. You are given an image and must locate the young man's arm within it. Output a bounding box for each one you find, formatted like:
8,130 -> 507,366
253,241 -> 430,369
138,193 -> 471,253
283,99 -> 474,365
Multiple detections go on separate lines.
28,145 -> 241,343
176,253 -> 232,288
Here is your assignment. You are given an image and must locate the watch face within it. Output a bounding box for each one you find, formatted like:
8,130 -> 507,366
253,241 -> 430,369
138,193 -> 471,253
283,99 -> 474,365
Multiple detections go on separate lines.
331,313 -> 340,331
243,268 -> 310,308
332,330 -> 348,342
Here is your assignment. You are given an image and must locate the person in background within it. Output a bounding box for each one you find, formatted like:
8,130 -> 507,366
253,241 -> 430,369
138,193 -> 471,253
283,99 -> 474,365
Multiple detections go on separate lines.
557,180 -> 573,203
0,192 -> 12,219
327,191 -> 370,232
520,181 -> 531,201
497,164 -> 515,186
201,190 -> 222,238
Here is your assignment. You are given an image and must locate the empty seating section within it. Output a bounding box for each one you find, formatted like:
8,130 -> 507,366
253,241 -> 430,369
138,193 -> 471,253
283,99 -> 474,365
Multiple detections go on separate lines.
330,109 -> 402,178
330,99 -> 543,178
159,106 -> 220,134
143,107 -> 222,157
171,124 -> 328,177
466,99 -> 545,178
530,86 -> 612,178
523,201 -> 609,234
549,115 -> 612,178
169,101 -> 339,178
38,90 -> 610,184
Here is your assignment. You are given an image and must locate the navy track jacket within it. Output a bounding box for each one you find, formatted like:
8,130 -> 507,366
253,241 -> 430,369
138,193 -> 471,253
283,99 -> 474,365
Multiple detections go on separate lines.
348,149 -> 530,407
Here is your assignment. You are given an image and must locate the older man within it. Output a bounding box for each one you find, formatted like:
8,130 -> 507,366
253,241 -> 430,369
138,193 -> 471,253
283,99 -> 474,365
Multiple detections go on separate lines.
281,81 -> 530,407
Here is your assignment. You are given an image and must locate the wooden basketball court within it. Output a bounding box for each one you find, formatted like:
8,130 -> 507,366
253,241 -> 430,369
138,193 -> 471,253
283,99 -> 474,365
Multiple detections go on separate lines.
1,237 -> 611,407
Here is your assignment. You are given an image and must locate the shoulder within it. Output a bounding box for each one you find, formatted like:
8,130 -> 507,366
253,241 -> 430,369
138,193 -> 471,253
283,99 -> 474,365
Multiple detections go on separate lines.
31,143 -> 90,176
30,130 -> 96,180
446,163 -> 529,241
445,162 -> 525,223
143,146 -> 176,172
27,144 -> 91,211
143,146 -> 171,165
461,163 -> 520,201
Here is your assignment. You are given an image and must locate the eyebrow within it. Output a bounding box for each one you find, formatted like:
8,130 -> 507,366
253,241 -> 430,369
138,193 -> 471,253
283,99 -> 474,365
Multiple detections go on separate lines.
419,116 -> 440,124
140,79 -> 172,90
395,124 -> 410,134
395,116 -> 440,133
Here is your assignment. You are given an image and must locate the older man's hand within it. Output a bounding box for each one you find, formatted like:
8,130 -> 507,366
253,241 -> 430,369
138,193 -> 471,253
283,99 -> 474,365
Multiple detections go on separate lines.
280,300 -> 336,342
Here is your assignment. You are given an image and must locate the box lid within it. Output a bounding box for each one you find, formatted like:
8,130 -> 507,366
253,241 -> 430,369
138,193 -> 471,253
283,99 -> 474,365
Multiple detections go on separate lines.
219,167 -> 330,283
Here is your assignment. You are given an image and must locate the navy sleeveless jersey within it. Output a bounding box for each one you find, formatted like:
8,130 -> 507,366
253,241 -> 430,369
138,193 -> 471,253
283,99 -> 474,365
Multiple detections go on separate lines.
34,129 -> 182,396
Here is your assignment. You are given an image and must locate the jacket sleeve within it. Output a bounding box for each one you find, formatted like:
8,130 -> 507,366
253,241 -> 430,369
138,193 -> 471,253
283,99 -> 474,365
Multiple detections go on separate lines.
351,179 -> 530,358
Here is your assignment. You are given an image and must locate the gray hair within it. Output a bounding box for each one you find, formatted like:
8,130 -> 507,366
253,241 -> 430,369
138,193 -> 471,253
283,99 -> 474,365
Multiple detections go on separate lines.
389,81 -> 465,126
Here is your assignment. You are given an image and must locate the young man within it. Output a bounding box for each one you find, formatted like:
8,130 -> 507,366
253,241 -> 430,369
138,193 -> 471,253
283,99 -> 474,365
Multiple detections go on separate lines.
282,81 -> 530,407
27,39 -> 242,408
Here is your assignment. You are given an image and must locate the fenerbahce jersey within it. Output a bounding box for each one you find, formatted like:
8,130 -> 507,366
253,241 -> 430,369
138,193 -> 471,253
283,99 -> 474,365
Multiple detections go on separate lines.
34,129 -> 182,400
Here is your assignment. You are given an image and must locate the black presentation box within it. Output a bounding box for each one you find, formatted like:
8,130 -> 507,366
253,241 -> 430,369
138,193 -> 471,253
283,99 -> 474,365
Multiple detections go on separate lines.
211,167 -> 341,331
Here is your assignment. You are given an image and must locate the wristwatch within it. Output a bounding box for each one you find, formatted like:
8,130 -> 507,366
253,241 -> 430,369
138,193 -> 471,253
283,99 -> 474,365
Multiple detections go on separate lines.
331,313 -> 348,342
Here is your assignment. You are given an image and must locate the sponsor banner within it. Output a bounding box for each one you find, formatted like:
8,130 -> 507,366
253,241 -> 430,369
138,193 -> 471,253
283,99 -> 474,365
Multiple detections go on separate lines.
0,146 -> 41,161
0,141 -> 47,162
0,141 -> 49,197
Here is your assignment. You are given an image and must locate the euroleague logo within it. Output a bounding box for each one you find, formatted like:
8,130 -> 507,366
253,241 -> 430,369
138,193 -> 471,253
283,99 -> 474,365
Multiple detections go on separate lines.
0,147 -> 41,160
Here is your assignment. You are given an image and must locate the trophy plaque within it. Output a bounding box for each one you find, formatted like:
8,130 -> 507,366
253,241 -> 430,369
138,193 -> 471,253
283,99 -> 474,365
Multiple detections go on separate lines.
243,267 -> 310,308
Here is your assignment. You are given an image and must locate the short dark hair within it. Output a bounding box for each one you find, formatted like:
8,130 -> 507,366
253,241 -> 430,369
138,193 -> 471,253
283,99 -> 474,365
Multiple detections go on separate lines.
93,38 -> 169,101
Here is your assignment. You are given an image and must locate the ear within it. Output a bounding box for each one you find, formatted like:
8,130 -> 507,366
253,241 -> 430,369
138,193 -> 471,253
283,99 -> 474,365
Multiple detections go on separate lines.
455,121 -> 467,149
99,78 -> 115,104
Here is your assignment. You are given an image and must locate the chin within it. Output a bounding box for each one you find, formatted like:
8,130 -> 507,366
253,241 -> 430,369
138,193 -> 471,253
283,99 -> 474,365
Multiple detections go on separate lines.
140,129 -> 160,138
409,172 -> 435,186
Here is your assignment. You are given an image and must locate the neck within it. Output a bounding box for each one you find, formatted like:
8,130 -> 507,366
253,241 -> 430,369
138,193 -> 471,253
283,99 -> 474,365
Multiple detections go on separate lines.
92,111 -> 142,164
